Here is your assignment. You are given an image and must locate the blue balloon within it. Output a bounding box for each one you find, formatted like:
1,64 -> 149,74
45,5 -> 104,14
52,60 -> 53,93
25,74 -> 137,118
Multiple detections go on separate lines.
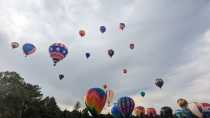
85,52 -> 91,59
100,26 -> 106,33
22,43 -> 36,56
111,103 -> 122,118
117,96 -> 135,118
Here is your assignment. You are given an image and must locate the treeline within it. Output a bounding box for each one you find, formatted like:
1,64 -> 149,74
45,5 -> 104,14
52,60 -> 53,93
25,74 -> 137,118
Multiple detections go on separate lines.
0,71 -> 89,118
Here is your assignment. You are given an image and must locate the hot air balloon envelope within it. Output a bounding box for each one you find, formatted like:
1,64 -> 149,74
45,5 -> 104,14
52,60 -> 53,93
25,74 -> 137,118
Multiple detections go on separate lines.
23,43 -> 36,56
49,43 -> 68,66
117,96 -> 135,118
84,88 -> 106,116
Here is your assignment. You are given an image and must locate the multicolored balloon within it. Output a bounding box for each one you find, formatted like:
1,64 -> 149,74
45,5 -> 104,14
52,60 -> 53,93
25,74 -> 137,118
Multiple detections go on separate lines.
49,43 -> 68,66
11,42 -> 19,49
107,90 -> 114,107
100,26 -> 106,34
84,88 -> 107,116
117,96 -> 135,118
108,49 -> 114,58
140,91 -> 145,97
119,23 -> 125,31
188,102 -> 203,118
85,52 -> 91,59
155,78 -> 164,88
160,106 -> 173,118
201,103 -> 210,117
146,108 -> 157,118
134,106 -> 145,117
111,103 -> 122,118
79,30 -> 86,37
22,43 -> 36,57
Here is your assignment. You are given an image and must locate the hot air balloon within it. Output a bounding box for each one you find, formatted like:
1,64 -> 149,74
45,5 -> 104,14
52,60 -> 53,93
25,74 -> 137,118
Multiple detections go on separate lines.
49,43 -> 68,66
177,98 -> 188,108
122,69 -> 127,74
146,108 -> 157,118
160,106 -> 173,118
112,103 -> 122,118
84,88 -> 107,116
119,23 -> 125,31
140,91 -> 145,97
155,78 -> 164,88
103,84 -> 107,90
107,90 -> 114,107
11,42 -> 19,49
130,43 -> 134,50
108,49 -> 114,58
85,52 -> 91,59
100,26 -> 106,34
79,30 -> 85,38
201,103 -> 210,118
22,43 -> 36,57
117,96 -> 135,118
188,102 -> 203,118
59,74 -> 64,80
175,108 -> 193,118
134,106 -> 145,117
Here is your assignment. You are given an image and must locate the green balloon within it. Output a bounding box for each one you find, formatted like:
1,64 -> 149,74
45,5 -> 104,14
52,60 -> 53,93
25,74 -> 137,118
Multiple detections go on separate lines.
140,91 -> 145,97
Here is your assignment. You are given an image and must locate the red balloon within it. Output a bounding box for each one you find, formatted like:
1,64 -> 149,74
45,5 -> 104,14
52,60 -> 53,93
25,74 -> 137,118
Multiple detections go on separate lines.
79,30 -> 85,37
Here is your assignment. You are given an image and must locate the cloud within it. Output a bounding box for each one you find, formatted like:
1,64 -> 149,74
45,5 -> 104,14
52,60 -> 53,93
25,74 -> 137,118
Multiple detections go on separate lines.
0,0 -> 210,113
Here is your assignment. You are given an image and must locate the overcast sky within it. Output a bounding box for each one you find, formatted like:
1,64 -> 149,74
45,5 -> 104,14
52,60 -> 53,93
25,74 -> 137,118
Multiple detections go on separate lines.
0,0 -> 210,113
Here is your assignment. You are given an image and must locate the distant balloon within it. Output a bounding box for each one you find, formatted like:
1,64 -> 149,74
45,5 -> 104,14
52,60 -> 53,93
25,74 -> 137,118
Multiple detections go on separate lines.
140,91 -> 145,97
79,30 -> 85,37
123,69 -> 127,74
11,42 -> 19,49
146,108 -> 157,118
134,106 -> 145,117
119,23 -> 125,31
108,49 -> 114,58
160,106 -> 173,118
155,78 -> 164,88
188,102 -> 203,118
103,84 -> 107,90
84,88 -> 106,116
112,103 -> 122,118
117,96 -> 135,118
130,43 -> 134,50
85,52 -> 91,59
49,43 -> 68,66
107,90 -> 114,107
100,26 -> 106,33
59,74 -> 64,80
22,43 -> 36,57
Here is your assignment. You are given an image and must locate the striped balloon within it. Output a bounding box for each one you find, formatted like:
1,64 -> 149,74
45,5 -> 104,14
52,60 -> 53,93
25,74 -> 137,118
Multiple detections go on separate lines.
134,106 -> 145,117
117,96 -> 135,118
49,43 -> 68,66
84,88 -> 106,116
